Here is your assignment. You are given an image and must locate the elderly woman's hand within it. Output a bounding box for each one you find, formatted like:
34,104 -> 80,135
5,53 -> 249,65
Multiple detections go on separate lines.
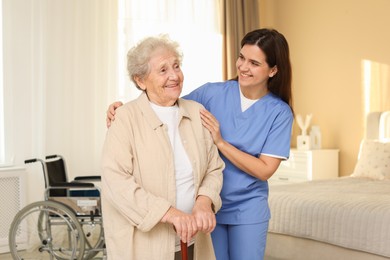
106,101 -> 123,128
192,195 -> 216,234
161,207 -> 198,243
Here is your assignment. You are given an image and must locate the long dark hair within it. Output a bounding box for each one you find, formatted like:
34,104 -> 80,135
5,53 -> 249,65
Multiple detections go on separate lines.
238,28 -> 293,113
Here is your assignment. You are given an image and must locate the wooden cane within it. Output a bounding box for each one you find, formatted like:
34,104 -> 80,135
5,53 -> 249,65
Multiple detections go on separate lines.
180,240 -> 188,260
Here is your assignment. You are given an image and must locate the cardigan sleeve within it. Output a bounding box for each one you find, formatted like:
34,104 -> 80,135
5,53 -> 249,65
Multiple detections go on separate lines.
101,105 -> 171,232
196,124 -> 224,213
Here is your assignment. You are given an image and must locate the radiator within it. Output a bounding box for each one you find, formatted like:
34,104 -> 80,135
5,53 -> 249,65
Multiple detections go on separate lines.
0,167 -> 26,253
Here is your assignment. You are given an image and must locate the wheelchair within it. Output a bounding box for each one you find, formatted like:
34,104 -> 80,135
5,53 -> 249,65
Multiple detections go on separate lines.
8,155 -> 106,260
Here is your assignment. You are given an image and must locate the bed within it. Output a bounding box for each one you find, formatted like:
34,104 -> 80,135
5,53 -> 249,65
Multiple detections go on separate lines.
265,111 -> 390,260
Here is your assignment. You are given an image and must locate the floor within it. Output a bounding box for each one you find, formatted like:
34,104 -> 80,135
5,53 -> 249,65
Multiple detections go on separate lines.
0,251 -> 50,259
0,251 -> 276,260
0,251 -> 105,259
0,252 -> 14,260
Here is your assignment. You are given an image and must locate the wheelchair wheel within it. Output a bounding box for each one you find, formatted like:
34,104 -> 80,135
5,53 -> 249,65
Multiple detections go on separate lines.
9,200 -> 85,260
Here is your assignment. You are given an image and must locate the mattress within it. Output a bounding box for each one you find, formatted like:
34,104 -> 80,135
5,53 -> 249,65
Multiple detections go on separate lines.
268,177 -> 390,257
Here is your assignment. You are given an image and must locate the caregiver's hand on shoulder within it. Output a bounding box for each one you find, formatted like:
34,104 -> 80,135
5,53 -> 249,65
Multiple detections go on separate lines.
106,101 -> 123,128
200,109 -> 224,147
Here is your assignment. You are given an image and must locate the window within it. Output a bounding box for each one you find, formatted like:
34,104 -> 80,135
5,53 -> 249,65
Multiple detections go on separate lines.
0,1 -> 13,167
0,1 -> 5,165
117,0 -> 223,101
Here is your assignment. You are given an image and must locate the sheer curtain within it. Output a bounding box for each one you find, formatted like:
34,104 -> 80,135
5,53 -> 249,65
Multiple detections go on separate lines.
2,0 -> 118,179
41,0 -> 119,177
3,0 -> 222,179
116,0 -> 223,101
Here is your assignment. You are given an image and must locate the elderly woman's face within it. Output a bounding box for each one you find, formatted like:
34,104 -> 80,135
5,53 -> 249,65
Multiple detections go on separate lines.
137,47 -> 184,106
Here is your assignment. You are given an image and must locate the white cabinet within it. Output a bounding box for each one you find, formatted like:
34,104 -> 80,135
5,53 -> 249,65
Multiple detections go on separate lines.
269,149 -> 339,185
0,167 -> 26,253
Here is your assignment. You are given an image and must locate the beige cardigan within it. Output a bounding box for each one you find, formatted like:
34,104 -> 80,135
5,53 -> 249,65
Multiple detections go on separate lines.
101,93 -> 224,260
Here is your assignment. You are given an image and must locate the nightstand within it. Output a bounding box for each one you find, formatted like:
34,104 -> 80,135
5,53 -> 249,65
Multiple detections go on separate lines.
269,149 -> 339,185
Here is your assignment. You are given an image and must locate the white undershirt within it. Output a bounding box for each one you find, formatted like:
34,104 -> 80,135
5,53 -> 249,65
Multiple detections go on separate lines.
150,102 -> 195,251
240,87 -> 259,112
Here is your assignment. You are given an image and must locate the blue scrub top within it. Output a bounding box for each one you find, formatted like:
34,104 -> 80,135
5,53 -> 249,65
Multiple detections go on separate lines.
184,80 -> 293,224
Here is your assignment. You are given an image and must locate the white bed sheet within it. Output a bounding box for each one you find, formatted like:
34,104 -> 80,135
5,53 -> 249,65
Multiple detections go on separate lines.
268,177 -> 390,257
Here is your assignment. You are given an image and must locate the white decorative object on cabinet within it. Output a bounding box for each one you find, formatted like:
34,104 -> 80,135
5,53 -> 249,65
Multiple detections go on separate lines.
269,149 -> 339,185
296,114 -> 313,150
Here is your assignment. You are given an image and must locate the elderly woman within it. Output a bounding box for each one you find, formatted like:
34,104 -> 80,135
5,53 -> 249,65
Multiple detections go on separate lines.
101,35 -> 224,260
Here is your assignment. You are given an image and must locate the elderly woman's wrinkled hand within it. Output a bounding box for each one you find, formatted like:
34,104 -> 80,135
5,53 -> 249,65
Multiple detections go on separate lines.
161,207 -> 198,243
192,195 -> 216,234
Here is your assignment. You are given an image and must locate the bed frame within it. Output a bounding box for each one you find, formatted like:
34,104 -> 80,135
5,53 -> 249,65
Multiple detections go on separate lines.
264,111 -> 390,260
265,232 -> 389,260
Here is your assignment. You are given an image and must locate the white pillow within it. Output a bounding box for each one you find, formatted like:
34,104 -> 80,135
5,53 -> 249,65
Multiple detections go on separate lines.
351,139 -> 390,180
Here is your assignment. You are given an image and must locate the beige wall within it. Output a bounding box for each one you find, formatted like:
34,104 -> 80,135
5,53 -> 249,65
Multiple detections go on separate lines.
261,0 -> 390,176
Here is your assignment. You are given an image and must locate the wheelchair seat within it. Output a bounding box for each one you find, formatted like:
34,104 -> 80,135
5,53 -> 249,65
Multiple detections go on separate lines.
45,154 -> 101,197
42,155 -> 101,216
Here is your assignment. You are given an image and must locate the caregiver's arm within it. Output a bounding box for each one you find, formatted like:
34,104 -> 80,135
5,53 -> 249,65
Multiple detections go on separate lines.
199,109 -> 281,181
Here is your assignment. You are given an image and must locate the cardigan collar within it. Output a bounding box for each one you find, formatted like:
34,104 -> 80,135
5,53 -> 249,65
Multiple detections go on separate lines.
135,92 -> 192,130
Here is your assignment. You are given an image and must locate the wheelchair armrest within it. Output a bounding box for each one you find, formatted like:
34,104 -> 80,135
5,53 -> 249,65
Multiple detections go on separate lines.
51,182 -> 95,188
74,176 -> 101,181
25,158 -> 38,164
